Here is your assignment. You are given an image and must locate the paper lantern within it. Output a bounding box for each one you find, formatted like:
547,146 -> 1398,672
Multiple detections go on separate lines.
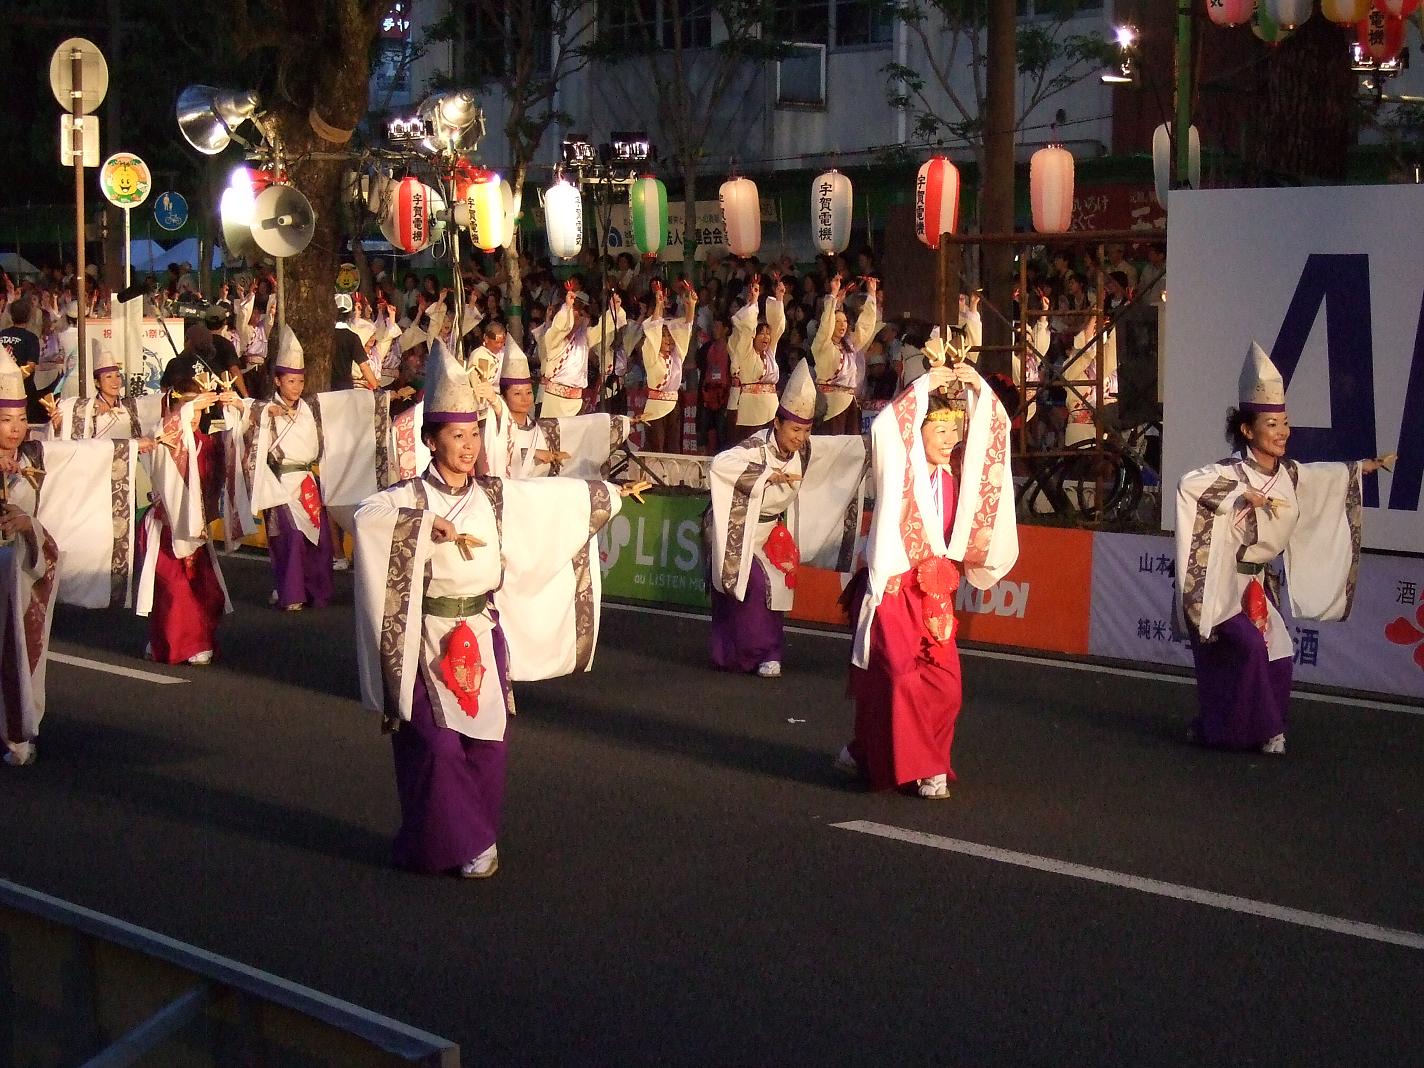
1374,0 -> 1421,16
459,170 -> 505,253
1205,0 -> 1255,26
914,156 -> 960,250
543,178 -> 583,260
811,170 -> 852,255
1323,0 -> 1370,20
381,176 -> 442,254
1252,2 -> 1295,42
1152,123 -> 1201,208
1266,0 -> 1313,27
719,177 -> 762,257
1358,8 -> 1407,60
500,180 -> 519,251
1029,146 -> 1074,234
629,175 -> 667,257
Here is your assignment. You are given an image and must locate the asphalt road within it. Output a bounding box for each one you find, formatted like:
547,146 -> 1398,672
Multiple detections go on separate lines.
3,553 -> 1422,1066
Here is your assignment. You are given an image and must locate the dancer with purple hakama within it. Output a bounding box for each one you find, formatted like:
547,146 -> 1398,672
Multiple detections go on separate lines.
1175,342 -> 1395,755
354,342 -> 636,878
706,361 -> 867,678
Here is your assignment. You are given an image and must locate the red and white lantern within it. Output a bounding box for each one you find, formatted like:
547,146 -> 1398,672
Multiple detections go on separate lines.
719,177 -> 761,257
1374,0 -> 1420,16
1030,146 -> 1075,234
914,156 -> 960,250
382,176 -> 439,254
1358,8 -> 1406,61
1205,0 -> 1254,26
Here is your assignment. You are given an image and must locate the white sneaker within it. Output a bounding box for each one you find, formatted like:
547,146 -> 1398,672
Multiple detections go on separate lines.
460,843 -> 499,879
833,745 -> 862,779
4,741 -> 37,767
331,557 -> 350,572
917,774 -> 950,799
187,650 -> 213,666
1260,733 -> 1286,755
756,661 -> 782,678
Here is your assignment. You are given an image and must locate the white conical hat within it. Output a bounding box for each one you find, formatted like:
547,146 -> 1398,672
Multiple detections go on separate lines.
0,347 -> 27,409
499,347 -> 532,387
1240,340 -> 1285,412
273,324 -> 304,375
424,338 -> 484,423
777,359 -> 817,424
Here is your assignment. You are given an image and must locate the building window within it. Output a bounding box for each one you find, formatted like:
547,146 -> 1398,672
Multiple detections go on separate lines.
769,0 -> 889,48
600,0 -> 711,51
1016,0 -> 1104,16
461,0 -> 553,81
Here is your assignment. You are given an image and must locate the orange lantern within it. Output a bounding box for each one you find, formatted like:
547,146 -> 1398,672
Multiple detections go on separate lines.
1323,0 -> 1370,21
1030,146 -> 1074,234
914,156 -> 960,250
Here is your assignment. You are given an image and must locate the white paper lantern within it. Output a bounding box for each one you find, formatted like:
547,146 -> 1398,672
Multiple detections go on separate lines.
543,179 -> 583,260
1266,0 -> 1313,27
719,177 -> 761,257
1029,146 -> 1075,234
811,170 -> 853,255
914,156 -> 960,250
1152,123 -> 1202,209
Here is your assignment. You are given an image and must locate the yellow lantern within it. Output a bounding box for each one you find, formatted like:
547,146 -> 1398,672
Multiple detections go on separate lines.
1322,0 -> 1369,22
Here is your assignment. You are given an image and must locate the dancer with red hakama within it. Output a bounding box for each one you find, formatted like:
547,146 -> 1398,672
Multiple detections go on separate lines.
840,339 -> 1017,798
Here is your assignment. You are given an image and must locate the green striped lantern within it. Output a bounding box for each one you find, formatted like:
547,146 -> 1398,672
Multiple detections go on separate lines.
629,175 -> 668,257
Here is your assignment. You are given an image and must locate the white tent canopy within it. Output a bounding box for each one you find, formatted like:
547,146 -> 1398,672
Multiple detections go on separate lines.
0,252 -> 40,279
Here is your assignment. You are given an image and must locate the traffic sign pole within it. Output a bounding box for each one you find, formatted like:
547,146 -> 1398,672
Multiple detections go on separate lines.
71,46 -> 88,400
124,207 -> 131,288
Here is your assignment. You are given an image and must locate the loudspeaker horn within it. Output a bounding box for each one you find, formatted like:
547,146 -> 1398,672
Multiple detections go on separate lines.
251,185 -> 316,257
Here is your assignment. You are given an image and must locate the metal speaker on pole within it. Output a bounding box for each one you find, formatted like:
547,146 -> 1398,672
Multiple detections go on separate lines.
176,85 -> 262,155
251,185 -> 315,257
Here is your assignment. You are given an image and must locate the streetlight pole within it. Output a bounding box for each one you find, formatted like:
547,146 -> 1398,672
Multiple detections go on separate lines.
1174,0 -> 1193,188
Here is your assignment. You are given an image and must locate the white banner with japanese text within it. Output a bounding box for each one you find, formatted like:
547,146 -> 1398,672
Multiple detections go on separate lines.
1090,532 -> 1424,701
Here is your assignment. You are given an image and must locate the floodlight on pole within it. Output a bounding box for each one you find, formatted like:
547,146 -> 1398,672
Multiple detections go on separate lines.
176,85 -> 263,155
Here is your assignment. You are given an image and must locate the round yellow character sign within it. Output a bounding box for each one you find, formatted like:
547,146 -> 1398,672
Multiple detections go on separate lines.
100,153 -> 152,209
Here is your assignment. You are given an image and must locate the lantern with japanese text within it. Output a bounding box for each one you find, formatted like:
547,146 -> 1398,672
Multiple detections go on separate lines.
381,176 -> 440,254
1374,0 -> 1420,17
1030,146 -> 1074,234
811,170 -> 852,255
1266,0 -> 1313,27
719,177 -> 761,257
458,169 -> 505,253
914,156 -> 960,250
544,177 -> 582,260
1323,0 -> 1370,21
1205,0 -> 1254,26
629,175 -> 667,257
1358,8 -> 1406,61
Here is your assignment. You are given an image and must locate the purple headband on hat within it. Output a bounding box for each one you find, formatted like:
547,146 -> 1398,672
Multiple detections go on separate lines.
424,408 -> 485,424
500,376 -> 532,390
93,363 -> 121,375
0,397 -> 26,410
1239,401 -> 1286,414
273,364 -> 304,376
775,405 -> 813,426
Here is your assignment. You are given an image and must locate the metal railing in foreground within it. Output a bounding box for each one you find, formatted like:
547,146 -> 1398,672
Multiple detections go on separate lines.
0,879 -> 459,1067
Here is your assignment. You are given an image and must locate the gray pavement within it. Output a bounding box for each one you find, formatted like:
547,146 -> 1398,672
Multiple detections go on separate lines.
3,553 -> 1422,1066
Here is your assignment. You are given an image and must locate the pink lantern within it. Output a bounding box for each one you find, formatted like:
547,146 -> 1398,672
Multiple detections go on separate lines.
1374,0 -> 1420,17
1358,8 -> 1406,61
1205,0 -> 1254,26
718,176 -> 762,257
914,156 -> 960,250
381,176 -> 438,254
1323,0 -> 1370,22
1030,146 -> 1074,234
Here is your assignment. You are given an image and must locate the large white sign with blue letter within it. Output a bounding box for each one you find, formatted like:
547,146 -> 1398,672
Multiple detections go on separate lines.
1165,185 -> 1423,552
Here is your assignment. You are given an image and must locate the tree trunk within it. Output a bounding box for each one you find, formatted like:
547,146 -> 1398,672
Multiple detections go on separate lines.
977,0 -> 1017,376
1246,14 -> 1356,185
504,160 -> 529,346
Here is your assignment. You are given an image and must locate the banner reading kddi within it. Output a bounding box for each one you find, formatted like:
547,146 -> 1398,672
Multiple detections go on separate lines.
599,491 -> 710,608
1164,186 -> 1423,552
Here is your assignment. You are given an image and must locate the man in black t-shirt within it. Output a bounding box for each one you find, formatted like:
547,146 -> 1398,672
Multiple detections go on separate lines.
332,294 -> 375,390
0,297 -> 52,422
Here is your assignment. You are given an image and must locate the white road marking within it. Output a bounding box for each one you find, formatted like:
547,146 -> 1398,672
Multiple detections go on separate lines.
50,653 -> 188,685
833,820 -> 1424,952
603,601 -> 1424,717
